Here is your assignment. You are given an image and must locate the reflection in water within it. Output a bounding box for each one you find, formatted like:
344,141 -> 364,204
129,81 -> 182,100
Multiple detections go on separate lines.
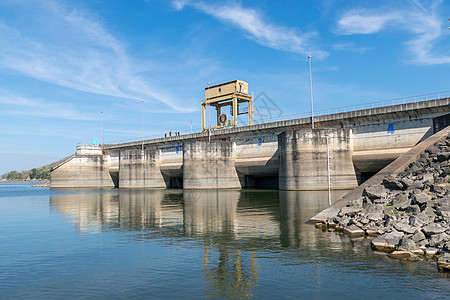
49,189 -> 348,299
2,185 -> 448,299
49,188 -> 405,298
279,190 -> 349,249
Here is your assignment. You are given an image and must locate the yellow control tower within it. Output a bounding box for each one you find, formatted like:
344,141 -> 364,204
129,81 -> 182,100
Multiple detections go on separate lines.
202,80 -> 253,131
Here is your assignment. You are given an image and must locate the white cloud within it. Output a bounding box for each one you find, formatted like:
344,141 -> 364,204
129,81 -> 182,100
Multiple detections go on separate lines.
336,1 -> 450,65
337,10 -> 401,35
0,90 -> 97,121
173,1 -> 328,58
0,1 -> 190,112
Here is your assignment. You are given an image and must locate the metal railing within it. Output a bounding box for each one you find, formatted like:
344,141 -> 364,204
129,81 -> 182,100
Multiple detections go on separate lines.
252,91 -> 450,125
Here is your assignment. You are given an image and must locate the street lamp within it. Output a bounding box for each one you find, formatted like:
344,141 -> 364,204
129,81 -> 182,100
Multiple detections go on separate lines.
207,82 -> 211,142
308,55 -> 314,130
101,111 -> 103,151
141,100 -> 144,150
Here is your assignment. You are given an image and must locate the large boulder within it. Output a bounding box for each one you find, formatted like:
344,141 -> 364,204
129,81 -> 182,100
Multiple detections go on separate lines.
422,224 -> 446,237
437,253 -> 450,271
388,251 -> 419,261
338,206 -> 362,217
343,224 -> 365,237
382,176 -> 404,190
371,231 -> 404,252
397,237 -> 423,255
429,233 -> 448,247
394,222 -> 416,234
437,152 -> 450,162
412,192 -> 431,206
364,186 -> 388,201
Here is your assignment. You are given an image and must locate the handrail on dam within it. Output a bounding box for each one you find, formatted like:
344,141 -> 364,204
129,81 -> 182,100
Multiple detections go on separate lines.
252,90 -> 450,125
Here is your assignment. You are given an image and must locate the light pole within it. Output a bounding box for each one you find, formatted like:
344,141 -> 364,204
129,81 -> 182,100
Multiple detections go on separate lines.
141,100 -> 144,150
308,55 -> 314,129
207,82 -> 211,142
101,111 -> 104,151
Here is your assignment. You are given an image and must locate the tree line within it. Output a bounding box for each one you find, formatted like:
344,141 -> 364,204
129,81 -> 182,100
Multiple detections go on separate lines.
1,154 -> 74,181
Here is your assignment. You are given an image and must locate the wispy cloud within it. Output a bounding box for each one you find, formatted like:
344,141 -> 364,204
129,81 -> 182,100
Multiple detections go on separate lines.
336,0 -> 450,65
0,89 -> 97,121
173,1 -> 328,58
331,42 -> 371,54
0,0 -> 190,111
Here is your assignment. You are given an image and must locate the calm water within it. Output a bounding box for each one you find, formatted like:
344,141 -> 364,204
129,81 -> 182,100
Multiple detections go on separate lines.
0,184 -> 449,299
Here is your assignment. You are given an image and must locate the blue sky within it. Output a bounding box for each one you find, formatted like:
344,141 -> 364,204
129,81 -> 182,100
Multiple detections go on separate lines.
1,0 -> 449,174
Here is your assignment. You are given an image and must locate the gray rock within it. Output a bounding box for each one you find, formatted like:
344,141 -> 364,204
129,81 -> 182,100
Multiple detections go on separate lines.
364,204 -> 384,213
412,230 -> 426,243
406,181 -> 424,190
383,176 -> 404,190
400,177 -> 413,189
338,206 -> 362,217
419,173 -> 434,183
434,177 -> 446,184
427,146 -> 440,155
364,185 -> 388,200
348,197 -> 363,208
343,224 -> 365,237
437,152 -> 450,162
388,250 -> 419,261
409,213 -> 430,227
429,233 -> 448,247
367,212 -> 384,222
412,192 -> 431,206
371,231 -> 404,252
384,214 -> 397,227
406,205 -> 421,214
421,206 -> 437,219
436,209 -> 450,222
425,247 -> 439,257
435,197 -> 450,210
422,224 -> 446,237
394,222 -> 416,234
398,237 -> 423,254
431,184 -> 448,195
392,193 -> 408,207
399,197 -> 412,211
437,253 -> 450,271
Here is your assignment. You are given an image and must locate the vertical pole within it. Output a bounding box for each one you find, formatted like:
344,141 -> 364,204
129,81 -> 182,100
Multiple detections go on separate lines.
327,136 -> 331,206
308,55 -> 314,130
233,97 -> 238,127
191,120 -> 192,133
101,111 -> 103,152
249,91 -> 254,126
208,82 -> 211,142
141,100 -> 144,151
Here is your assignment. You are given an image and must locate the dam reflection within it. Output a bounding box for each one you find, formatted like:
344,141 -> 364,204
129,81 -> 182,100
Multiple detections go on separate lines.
49,189 -> 350,298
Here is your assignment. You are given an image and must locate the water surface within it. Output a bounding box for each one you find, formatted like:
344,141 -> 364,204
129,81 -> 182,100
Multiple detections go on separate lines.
0,184 -> 449,299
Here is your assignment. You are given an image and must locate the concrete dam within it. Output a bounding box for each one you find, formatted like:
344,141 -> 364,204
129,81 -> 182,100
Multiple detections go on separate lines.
51,96 -> 450,190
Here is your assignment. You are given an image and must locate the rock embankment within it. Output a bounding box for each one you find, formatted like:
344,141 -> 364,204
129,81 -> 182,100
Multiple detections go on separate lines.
317,134 -> 450,272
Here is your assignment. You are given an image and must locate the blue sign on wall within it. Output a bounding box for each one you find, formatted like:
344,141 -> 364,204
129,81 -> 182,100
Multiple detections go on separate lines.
176,146 -> 179,153
257,138 -> 262,146
387,123 -> 395,134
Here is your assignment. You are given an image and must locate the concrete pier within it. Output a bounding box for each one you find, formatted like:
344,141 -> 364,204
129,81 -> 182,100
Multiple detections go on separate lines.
183,141 -> 241,189
119,149 -> 166,188
279,129 -> 357,190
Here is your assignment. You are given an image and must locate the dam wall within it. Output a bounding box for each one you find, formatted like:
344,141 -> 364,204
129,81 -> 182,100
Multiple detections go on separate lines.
51,97 -> 450,190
